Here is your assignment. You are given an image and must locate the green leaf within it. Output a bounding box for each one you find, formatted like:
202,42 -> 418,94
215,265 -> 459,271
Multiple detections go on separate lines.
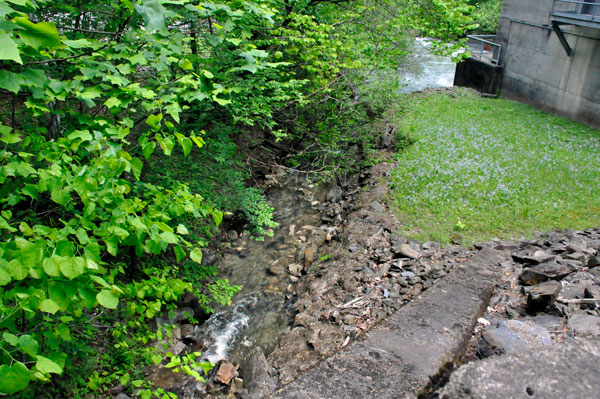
177,134 -> 192,156
212,95 -> 231,106
35,355 -> 63,375
59,256 -> 85,280
39,299 -> 60,314
21,68 -> 46,88
159,231 -> 179,244
1,132 -> 21,144
176,224 -> 189,235
174,245 -> 185,262
42,255 -> 61,277
105,236 -> 119,256
0,266 -> 10,285
165,102 -> 182,123
0,70 -> 24,93
225,37 -> 242,46
90,275 -> 110,288
8,259 -> 27,280
18,335 -> 38,357
212,210 -> 224,226
178,58 -> 193,70
146,113 -> 163,130
134,0 -> 168,34
56,324 -> 71,341
0,362 -> 31,394
104,97 -> 122,108
190,248 -> 203,264
0,31 -> 22,64
142,141 -> 156,159
51,188 -> 70,206
97,289 -> 119,309
13,17 -> 62,50
67,129 -> 93,142
190,135 -> 205,149
3,332 -> 18,346
131,157 -> 143,180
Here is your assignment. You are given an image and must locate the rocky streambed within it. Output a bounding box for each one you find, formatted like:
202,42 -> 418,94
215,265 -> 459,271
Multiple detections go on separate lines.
128,153 -> 600,399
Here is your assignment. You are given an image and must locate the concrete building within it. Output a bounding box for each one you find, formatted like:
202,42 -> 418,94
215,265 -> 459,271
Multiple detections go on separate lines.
456,0 -> 600,128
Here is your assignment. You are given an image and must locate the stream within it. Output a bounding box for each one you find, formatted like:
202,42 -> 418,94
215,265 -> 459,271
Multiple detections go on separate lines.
155,39 -> 459,397
398,37 -> 460,93
200,41 -> 459,366
196,173 -> 327,367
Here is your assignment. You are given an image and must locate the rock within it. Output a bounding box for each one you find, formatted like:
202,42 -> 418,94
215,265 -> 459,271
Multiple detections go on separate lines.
523,250 -> 555,264
227,230 -> 239,240
561,284 -> 586,299
304,245 -> 316,269
523,315 -> 563,331
440,338 -> 600,399
348,245 -> 359,252
504,319 -> 553,346
167,341 -> 187,356
326,184 -> 343,202
110,383 -> 125,395
288,263 -> 303,276
568,314 -> 600,337
564,252 -> 586,262
115,394 -> 131,399
180,323 -> 195,338
393,244 -> 420,260
479,323 -> 528,357
215,362 -> 237,385
519,261 -> 575,285
201,248 -> 219,266
268,263 -> 286,276
588,256 -> 600,267
588,266 -> 600,279
585,285 -> 600,299
526,280 -> 561,312
232,377 -> 244,393
242,348 -> 277,397
369,201 -> 385,213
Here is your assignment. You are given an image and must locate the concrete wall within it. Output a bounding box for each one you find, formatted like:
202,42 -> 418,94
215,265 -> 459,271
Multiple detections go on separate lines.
496,0 -> 600,128
454,58 -> 503,95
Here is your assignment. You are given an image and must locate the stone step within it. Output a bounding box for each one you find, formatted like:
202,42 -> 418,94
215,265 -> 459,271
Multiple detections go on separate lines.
270,248 -> 508,399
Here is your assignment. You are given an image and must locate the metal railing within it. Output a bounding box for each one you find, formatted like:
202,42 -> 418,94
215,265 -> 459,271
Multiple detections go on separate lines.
552,0 -> 600,19
466,35 -> 502,65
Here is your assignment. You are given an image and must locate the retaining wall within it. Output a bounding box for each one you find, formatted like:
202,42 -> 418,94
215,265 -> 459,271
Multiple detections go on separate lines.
495,0 -> 600,128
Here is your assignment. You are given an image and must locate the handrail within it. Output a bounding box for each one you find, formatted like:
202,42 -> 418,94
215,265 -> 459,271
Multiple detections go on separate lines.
552,0 -> 600,17
466,35 -> 502,65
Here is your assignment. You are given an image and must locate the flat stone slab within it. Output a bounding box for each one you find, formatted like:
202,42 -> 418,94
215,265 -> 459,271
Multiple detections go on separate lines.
271,248 -> 507,399
440,338 -> 600,399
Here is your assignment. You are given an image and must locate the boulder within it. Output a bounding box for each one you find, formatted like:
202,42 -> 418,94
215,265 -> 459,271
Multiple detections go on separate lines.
519,261 -> 575,285
526,280 -> 561,313
440,338 -> 600,399
568,314 -> 600,337
393,243 -> 420,260
214,362 -> 237,385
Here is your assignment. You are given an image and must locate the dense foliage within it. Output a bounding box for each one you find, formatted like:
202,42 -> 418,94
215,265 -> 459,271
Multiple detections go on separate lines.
0,0 -> 475,396
467,0 -> 502,34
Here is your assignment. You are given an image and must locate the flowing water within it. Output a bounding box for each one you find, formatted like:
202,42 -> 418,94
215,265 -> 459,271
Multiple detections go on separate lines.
195,173 -> 326,366
168,40 -> 460,393
398,37 -> 460,93
196,39 -> 459,366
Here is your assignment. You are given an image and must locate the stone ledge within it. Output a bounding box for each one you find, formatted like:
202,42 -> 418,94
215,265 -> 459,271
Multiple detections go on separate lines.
270,248 -> 507,399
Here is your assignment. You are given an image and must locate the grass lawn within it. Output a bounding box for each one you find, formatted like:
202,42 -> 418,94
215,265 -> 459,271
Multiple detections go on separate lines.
389,89 -> 600,244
